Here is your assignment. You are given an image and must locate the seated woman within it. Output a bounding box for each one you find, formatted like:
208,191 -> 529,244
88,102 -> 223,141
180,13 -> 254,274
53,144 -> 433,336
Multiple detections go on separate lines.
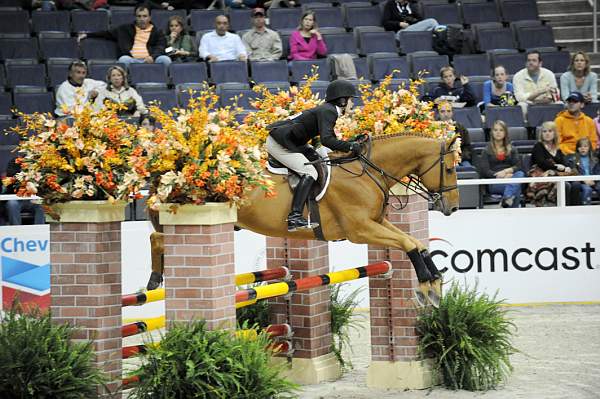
483,65 -> 516,109
432,66 -> 476,107
569,137 -> 600,205
165,16 -> 197,62
288,11 -> 327,62
478,120 -> 525,208
526,121 -> 576,206
94,66 -> 146,117
2,158 -> 45,225
560,51 -> 598,103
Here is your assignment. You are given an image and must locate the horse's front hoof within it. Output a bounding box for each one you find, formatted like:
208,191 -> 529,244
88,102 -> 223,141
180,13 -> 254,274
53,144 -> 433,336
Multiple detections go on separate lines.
413,289 -> 428,308
431,278 -> 442,298
146,272 -> 163,291
427,289 -> 440,308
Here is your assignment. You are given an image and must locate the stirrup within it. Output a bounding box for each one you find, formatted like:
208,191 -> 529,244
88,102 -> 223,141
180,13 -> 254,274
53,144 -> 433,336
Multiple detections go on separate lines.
287,217 -> 319,232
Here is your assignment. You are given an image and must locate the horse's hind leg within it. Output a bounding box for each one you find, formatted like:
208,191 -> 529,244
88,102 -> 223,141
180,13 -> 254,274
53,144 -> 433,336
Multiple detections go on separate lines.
147,232 -> 164,291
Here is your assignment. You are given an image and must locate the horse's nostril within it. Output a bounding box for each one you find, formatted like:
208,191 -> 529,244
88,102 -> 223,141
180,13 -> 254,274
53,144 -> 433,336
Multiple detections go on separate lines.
451,207 -> 458,213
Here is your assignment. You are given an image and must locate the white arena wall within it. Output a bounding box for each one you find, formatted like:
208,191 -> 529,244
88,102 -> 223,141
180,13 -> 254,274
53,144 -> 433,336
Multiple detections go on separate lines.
1,206 -> 599,320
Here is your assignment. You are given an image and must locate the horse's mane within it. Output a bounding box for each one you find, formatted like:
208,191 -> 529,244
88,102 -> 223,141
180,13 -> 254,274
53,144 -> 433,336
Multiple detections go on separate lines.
370,132 -> 445,142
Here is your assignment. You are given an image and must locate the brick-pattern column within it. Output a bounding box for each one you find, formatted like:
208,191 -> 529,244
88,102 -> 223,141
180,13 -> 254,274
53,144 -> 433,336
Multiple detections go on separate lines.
50,221 -> 122,398
162,223 -> 236,330
368,194 -> 429,362
266,237 -> 331,359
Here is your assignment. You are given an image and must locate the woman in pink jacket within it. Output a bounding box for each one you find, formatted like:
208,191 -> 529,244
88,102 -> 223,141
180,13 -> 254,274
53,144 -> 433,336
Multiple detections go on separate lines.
288,11 -> 327,61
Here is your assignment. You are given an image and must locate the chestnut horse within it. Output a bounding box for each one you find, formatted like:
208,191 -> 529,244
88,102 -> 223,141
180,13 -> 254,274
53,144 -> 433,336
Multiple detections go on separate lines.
147,134 -> 460,305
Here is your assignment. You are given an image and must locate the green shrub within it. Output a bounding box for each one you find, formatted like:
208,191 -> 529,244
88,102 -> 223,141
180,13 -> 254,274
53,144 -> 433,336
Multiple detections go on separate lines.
330,284 -> 364,370
0,304 -> 108,399
128,320 -> 297,398
417,282 -> 517,391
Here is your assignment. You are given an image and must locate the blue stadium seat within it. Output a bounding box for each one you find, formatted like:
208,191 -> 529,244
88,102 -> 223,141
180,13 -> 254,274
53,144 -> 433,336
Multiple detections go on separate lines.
453,106 -> 483,129
289,59 -> 330,82
279,32 -> 291,59
421,3 -> 461,25
460,2 -> 501,25
210,61 -> 248,84
138,88 -> 178,111
0,65 -> 5,88
299,79 -> 328,99
39,37 -> 79,60
452,54 -> 490,79
0,38 -> 39,61
129,63 -> 168,85
499,0 -> 539,23
369,56 -> 409,81
110,9 -> 135,29
151,9 -> 187,33
71,10 -> 109,33
190,10 -> 223,32
485,106 -> 525,128
229,8 -> 252,32
250,60 -> 289,84
490,52 -> 526,75
0,10 -> 29,35
468,80 -> 484,104
268,8 -> 303,31
397,31 -> 433,54
344,5 -> 382,29
508,127 -> 529,141
262,82 -> 291,92
582,102 -> 600,119
81,38 -> 119,60
526,104 -> 564,128
302,2 -> 334,8
352,57 -> 368,80
169,62 -> 209,86
32,10 -> 70,33
13,92 -> 54,115
0,92 -> 13,117
312,7 -> 344,29
6,64 -> 47,89
409,53 -> 449,79
219,88 -> 258,109
46,60 -> 72,88
323,33 -> 357,55
177,83 -> 205,108
357,31 -> 397,56
88,60 -> 125,81
515,25 -> 556,51
475,27 -> 515,53
467,127 -> 485,143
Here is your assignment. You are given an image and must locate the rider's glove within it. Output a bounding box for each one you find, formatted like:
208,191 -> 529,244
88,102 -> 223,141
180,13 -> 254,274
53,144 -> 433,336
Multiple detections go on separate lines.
350,141 -> 363,156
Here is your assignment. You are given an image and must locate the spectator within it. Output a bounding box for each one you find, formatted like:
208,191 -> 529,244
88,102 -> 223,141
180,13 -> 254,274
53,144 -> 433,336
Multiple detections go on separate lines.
199,15 -> 247,62
526,121 -> 576,207
478,120 -> 525,208
569,137 -> 600,205
594,109 -> 600,149
79,5 -> 171,67
55,60 -> 105,117
165,16 -> 197,62
560,51 -> 598,103
555,91 -> 597,155
436,101 -> 472,167
264,0 -> 296,8
94,66 -> 147,116
2,158 -> 45,226
225,0 -> 256,9
513,50 -> 559,115
242,8 -> 282,61
382,0 -> 438,41
139,114 -> 156,132
432,66 -> 476,107
288,11 -> 327,61
483,65 -> 516,109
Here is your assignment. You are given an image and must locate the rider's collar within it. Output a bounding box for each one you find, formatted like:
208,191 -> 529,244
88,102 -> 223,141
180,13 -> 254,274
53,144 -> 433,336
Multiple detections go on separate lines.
335,105 -> 343,117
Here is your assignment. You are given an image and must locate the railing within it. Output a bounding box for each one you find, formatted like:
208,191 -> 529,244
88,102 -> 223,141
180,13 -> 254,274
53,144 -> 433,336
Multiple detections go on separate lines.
593,0 -> 598,53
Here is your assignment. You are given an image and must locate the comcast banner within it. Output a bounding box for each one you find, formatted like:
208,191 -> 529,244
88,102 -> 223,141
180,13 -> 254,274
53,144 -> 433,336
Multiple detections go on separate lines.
429,207 -> 600,304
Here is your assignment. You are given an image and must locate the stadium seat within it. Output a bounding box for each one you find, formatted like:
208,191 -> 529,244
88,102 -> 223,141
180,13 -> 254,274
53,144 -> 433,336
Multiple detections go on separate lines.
485,106 -> 525,128
0,65 -> 6,88
81,38 -> 120,60
369,55 -> 409,81
110,9 -> 135,29
323,33 -> 358,55
508,127 -> 529,141
397,31 -> 433,54
267,8 -> 303,31
357,31 -> 397,56
460,2 -> 501,25
13,92 -> 54,115
498,0 -> 539,23
39,37 -> 79,60
302,2 -> 334,8
289,59 -> 330,82
538,50 -> 570,73
177,83 -> 205,108
468,80 -> 484,104
0,10 -> 29,35
229,8 -> 252,31
0,92 -> 13,117
219,88 -> 258,109
457,169 -> 480,209
467,127 -> 485,143
509,19 -> 541,43
409,53 -> 449,79
169,62 -> 208,86
210,61 -> 248,84
46,59 -> 73,88
128,63 -> 168,85
453,106 -> 483,129
0,38 -> 39,61
6,63 -> 46,89
88,60 -> 126,81
452,54 -> 490,79
138,88 -> 177,111
475,27 -> 515,53
421,3 -> 461,25
490,51 -> 526,75
190,10 -> 224,32
343,5 -> 382,29
352,57 -> 368,80
526,104 -> 565,128
515,25 -> 556,51
312,7 -> 344,29
250,60 -> 289,84
32,10 -> 70,33
151,9 -> 186,32
71,10 -> 109,33
279,32 -> 291,59
300,79 -> 328,99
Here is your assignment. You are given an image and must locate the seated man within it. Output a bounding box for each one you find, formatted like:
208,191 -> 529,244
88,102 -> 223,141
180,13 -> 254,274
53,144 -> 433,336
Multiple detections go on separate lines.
436,101 -> 473,168
78,5 -> 171,67
2,158 -> 45,225
199,15 -> 247,62
55,60 -> 105,117
382,0 -> 438,41
242,8 -> 282,62
513,50 -> 559,115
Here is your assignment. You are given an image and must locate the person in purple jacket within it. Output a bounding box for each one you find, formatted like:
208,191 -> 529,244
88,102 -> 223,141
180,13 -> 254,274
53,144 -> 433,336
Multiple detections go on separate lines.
288,11 -> 327,61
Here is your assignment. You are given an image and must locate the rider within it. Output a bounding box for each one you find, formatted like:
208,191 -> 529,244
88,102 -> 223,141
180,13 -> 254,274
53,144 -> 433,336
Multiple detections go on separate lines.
266,79 -> 364,232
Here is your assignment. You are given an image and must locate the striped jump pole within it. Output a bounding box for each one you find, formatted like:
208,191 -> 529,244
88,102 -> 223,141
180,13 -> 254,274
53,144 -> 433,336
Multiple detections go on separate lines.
122,288 -> 165,307
235,261 -> 392,309
235,266 -> 290,286
121,316 -> 165,338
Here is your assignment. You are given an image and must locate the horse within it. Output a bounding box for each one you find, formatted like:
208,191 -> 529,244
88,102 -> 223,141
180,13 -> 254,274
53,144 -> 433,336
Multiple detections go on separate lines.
147,134 -> 460,306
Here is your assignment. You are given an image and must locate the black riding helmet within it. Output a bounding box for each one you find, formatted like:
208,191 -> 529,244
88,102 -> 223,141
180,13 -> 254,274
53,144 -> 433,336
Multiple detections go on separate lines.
325,79 -> 359,103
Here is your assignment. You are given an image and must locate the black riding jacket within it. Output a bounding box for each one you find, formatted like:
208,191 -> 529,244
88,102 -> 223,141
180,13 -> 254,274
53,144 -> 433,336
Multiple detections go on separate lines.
269,102 -> 353,153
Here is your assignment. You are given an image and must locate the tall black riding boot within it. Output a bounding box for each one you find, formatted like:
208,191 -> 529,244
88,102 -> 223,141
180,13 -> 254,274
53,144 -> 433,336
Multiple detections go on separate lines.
287,175 -> 319,232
